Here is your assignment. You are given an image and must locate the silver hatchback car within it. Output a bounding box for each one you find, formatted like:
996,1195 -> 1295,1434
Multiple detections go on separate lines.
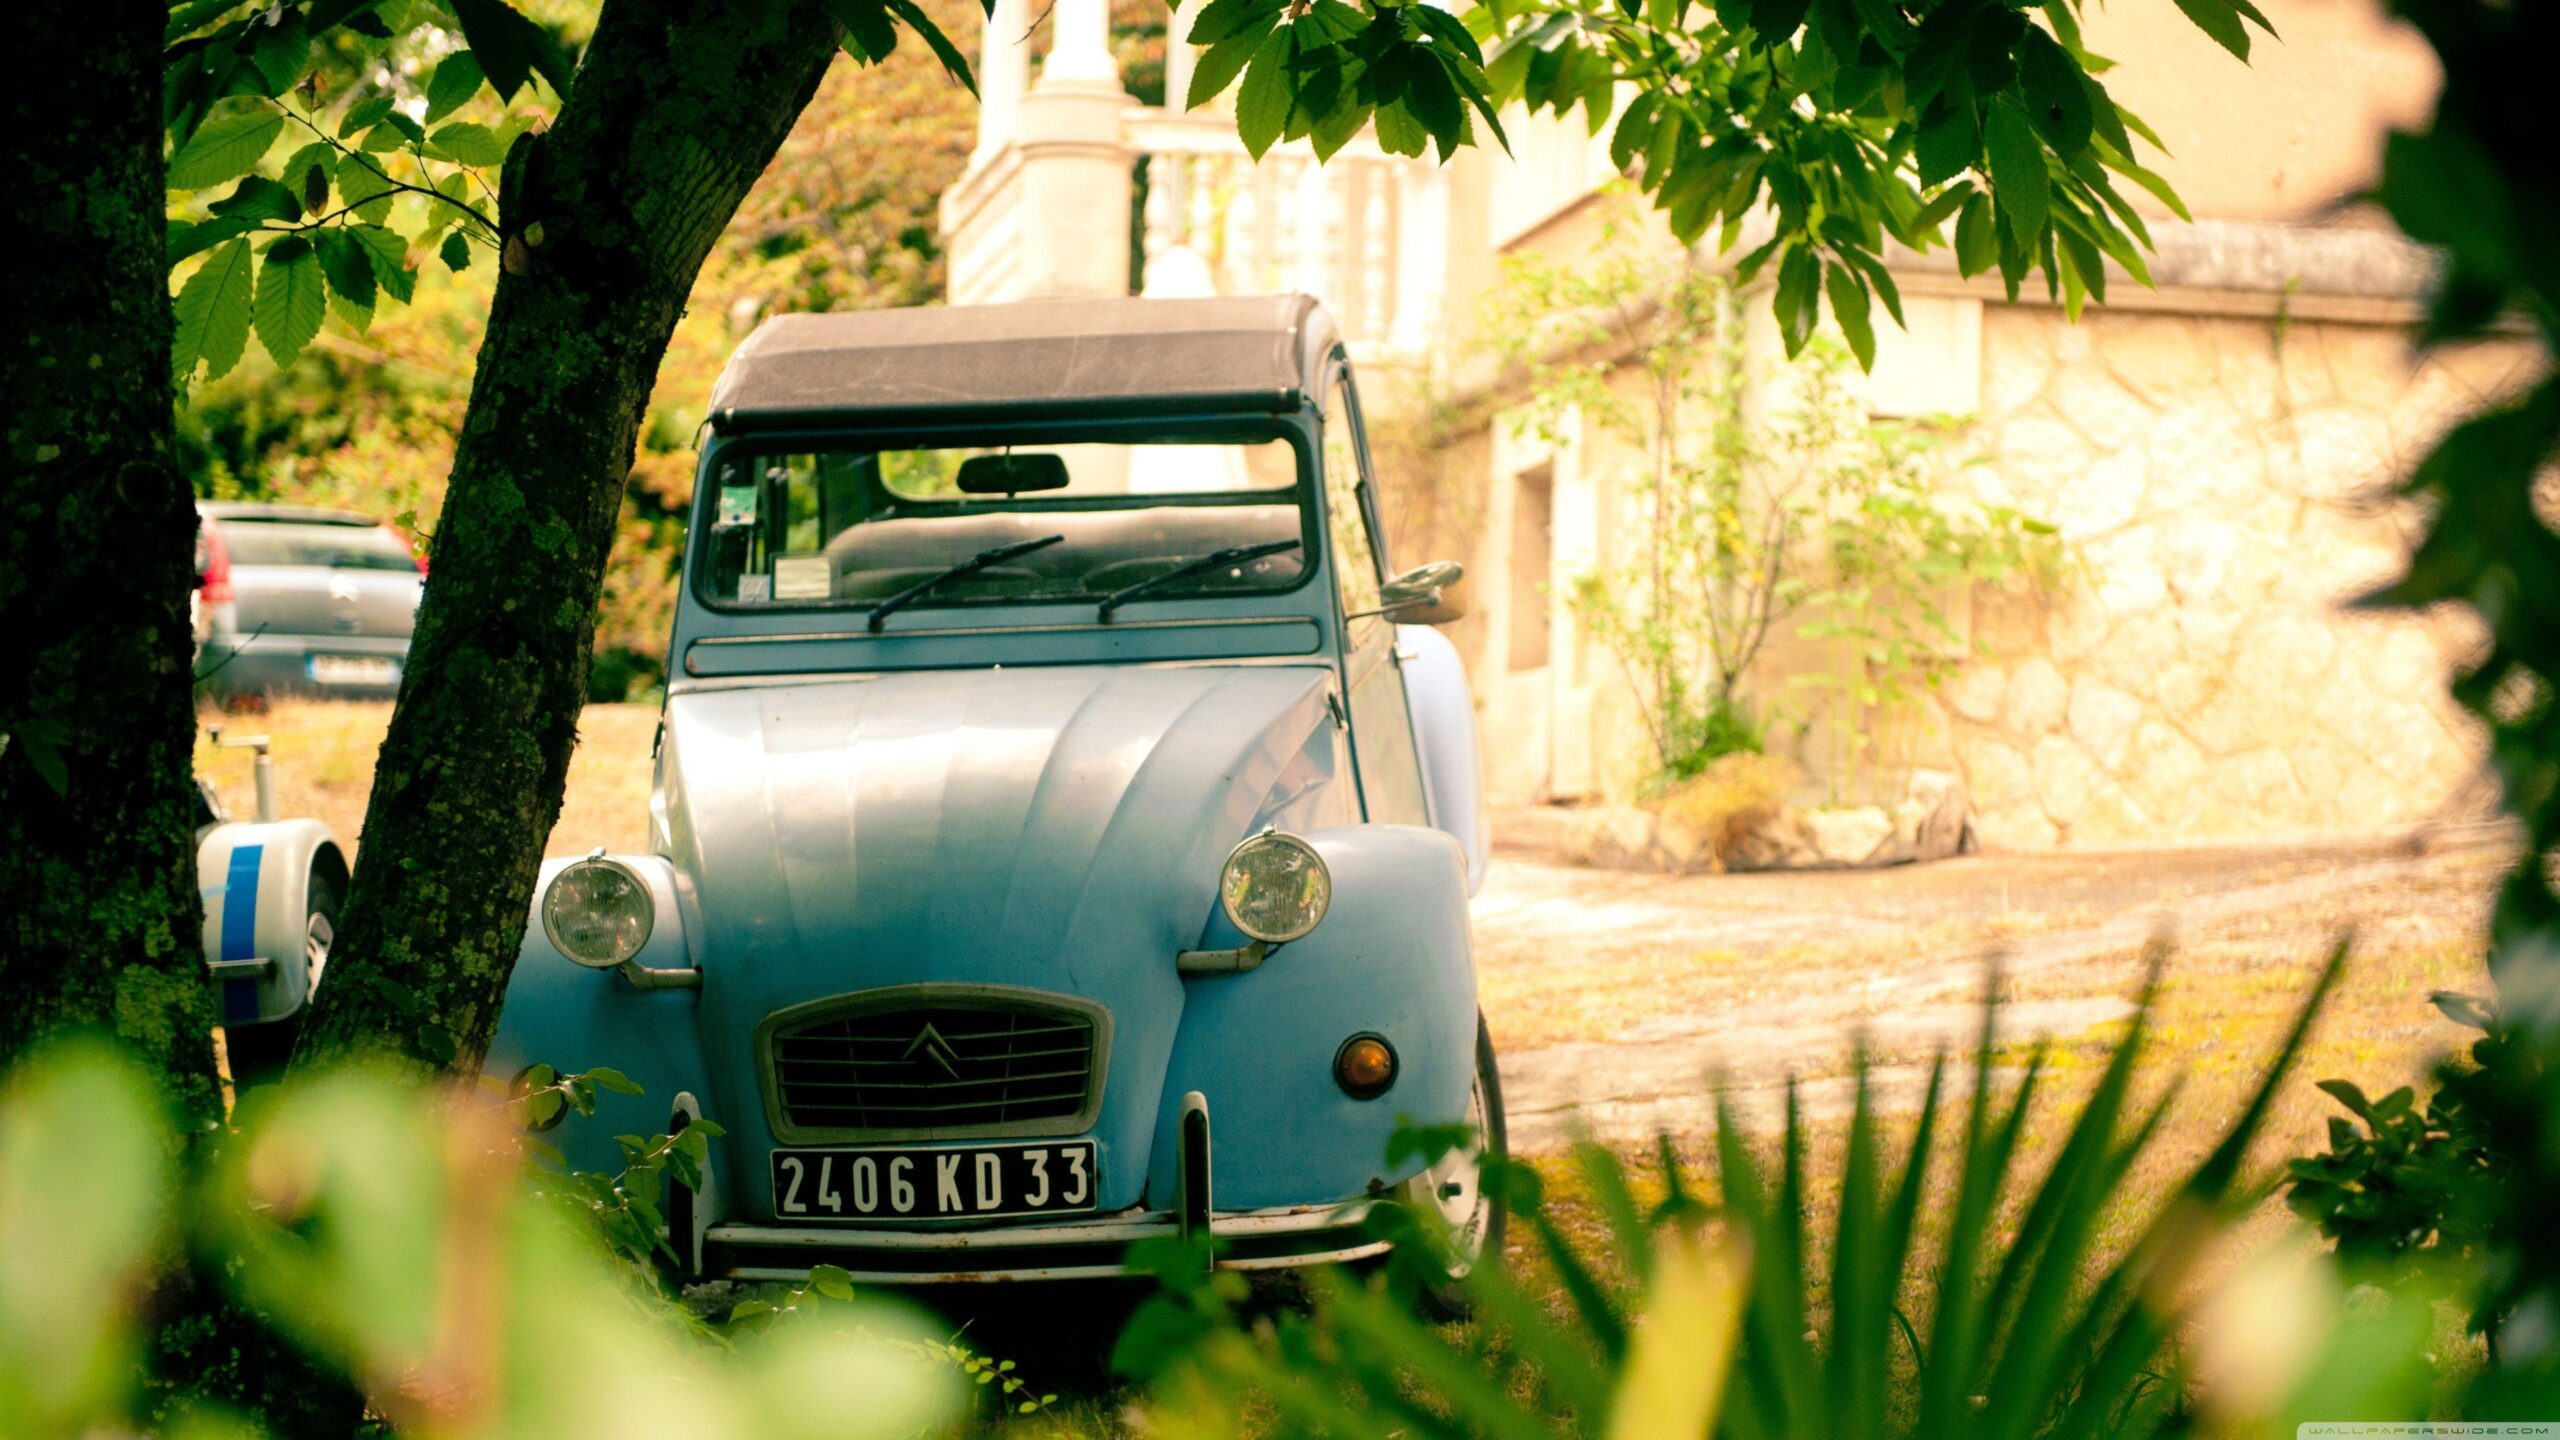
194,503 -> 423,703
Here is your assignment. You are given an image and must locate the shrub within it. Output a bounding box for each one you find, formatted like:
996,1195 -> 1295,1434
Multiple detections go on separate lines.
1113,946 -> 2452,1437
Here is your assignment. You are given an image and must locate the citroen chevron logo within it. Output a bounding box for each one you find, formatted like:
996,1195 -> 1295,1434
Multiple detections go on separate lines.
902,1022 -> 962,1081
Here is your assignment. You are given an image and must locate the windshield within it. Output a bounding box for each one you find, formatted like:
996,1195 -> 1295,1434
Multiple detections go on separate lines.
696,431 -> 1311,613
218,521 -> 417,572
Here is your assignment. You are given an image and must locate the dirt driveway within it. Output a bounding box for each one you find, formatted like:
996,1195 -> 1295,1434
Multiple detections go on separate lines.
1473,806 -> 2507,1152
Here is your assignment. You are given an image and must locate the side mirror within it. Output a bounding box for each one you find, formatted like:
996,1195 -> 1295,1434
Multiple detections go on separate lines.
1371,560 -> 1467,624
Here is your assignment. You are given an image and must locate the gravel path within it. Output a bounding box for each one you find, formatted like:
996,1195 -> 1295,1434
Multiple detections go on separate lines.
1474,810 -> 2505,1152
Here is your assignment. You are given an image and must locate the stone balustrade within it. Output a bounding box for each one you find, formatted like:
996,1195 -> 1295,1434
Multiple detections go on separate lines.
938,0 -> 1446,366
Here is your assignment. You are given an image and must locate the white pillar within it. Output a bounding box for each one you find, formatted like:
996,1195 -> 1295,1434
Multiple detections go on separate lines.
973,0 -> 1032,160
1164,0 -> 1207,109
1040,0 -> 1120,89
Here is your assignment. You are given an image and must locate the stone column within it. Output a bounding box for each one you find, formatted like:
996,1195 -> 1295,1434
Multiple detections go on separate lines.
1040,0 -> 1120,88
1006,0 -> 1137,296
1164,0 -> 1207,109
972,0 -> 1032,161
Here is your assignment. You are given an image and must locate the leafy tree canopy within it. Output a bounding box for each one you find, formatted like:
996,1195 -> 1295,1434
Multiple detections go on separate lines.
1183,0 -> 2267,368
160,0 -> 2263,391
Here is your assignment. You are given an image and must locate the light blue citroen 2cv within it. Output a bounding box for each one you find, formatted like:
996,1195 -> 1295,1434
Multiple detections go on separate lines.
488,295 -> 1500,1291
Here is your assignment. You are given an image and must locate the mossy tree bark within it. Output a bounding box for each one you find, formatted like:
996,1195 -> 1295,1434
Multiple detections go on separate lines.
295,0 -> 842,1074
0,0 -> 225,1126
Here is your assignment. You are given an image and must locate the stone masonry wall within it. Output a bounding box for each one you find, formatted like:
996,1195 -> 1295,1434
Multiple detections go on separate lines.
1933,307 -> 2527,847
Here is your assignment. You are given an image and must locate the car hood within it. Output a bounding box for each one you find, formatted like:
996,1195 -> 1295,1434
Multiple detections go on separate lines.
659,663 -> 1349,1206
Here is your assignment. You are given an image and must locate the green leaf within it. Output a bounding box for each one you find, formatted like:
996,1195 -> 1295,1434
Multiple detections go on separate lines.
1609,90 -> 1659,174
247,9 -> 310,91
424,52 -> 487,123
168,215 -> 260,267
335,156 -> 398,223
173,238 -> 257,383
1186,29 -> 1263,110
1909,180 -> 1971,238
1373,98 -> 1429,158
585,1067 -> 644,1096
278,141 -> 335,213
2170,0 -> 2250,59
208,174 -> 301,224
448,0 -> 575,98
886,0 -> 977,93
439,231 -> 473,272
1189,0 -> 1282,45
1234,29 -> 1293,158
361,109 -> 425,152
253,235 -> 327,366
1773,245 -> 1821,356
2017,25 -> 2093,157
167,101 -> 285,189
1983,101 -> 2049,248
337,94 -> 396,138
1953,191 -> 1996,273
427,121 -> 509,166
826,0 -> 899,62
349,224 -> 415,303
314,227 -> 378,313
1913,96 -> 1976,189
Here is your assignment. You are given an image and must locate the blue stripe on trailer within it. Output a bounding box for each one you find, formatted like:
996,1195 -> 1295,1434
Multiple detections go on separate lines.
219,844 -> 264,961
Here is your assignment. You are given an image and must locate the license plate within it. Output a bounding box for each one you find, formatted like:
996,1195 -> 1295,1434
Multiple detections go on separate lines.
771,1139 -> 1097,1223
307,654 -> 401,686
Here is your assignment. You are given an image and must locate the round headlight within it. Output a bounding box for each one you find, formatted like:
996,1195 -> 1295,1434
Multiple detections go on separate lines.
541,857 -> 654,969
1219,830 -> 1331,944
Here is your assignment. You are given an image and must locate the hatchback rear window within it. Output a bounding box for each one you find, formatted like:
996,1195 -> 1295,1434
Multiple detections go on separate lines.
218,522 -> 417,572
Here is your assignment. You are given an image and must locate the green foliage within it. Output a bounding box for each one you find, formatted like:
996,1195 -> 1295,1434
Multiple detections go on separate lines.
1181,0 -> 1507,162
1117,947 -> 2449,1438
2289,991 -> 2507,1337
1188,0 -> 2261,361
2325,3 -> 2560,1394
1485,208 -> 2062,795
0,1039 -> 1073,1436
156,0 -> 982,390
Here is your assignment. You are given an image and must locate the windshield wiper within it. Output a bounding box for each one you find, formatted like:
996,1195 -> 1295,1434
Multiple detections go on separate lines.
867,533 -> 1066,632
1097,539 -> 1301,622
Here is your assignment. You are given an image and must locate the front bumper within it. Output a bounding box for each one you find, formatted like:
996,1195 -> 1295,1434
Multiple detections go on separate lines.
701,1200 -> 1386,1284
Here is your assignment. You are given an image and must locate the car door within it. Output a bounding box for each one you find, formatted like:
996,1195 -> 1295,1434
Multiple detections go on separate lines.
1322,363 -> 1432,827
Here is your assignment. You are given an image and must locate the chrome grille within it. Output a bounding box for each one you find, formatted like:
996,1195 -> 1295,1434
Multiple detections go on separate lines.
767,998 -> 1101,1137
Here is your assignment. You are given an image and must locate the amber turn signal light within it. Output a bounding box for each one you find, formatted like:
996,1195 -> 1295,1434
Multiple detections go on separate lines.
1333,1034 -> 1398,1100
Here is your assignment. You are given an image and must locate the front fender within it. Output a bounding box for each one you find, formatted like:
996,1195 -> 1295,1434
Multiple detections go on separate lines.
1148,824 -> 1476,1211
197,817 -> 345,1027
486,854 -> 715,1179
1398,624 -> 1490,895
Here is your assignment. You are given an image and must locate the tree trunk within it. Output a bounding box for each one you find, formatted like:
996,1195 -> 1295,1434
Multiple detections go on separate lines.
0,0 -> 225,1125
296,0 -> 842,1074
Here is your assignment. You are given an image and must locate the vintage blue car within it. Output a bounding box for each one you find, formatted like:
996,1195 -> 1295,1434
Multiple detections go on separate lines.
489,295 -> 1500,1291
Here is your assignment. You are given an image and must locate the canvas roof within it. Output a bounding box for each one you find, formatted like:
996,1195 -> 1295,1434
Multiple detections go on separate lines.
706,294 -> 1332,433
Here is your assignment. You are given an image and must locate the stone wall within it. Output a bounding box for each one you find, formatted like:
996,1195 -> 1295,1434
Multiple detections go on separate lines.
1928,307 -> 2524,847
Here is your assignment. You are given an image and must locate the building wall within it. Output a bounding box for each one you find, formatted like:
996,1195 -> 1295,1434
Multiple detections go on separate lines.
1929,308 -> 2522,845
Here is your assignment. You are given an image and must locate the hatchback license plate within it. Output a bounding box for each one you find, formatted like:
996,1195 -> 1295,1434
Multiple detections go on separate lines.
771,1139 -> 1097,1222
308,654 -> 401,686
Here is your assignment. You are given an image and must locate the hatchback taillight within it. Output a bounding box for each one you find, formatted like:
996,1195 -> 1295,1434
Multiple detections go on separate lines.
197,517 -> 234,604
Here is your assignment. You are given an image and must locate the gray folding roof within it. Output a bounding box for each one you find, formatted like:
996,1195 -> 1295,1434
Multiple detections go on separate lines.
707,294 -> 1336,434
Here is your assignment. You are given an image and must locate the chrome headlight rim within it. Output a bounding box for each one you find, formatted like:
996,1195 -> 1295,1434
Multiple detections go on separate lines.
1218,828 -> 1332,945
540,854 -> 655,969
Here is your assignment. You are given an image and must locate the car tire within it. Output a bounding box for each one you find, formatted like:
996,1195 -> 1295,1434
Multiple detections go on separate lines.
1407,1014 -> 1507,1321
222,869 -> 339,1093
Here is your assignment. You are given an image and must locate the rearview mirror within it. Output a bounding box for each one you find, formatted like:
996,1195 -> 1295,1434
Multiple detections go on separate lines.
1369,560 -> 1467,624
956,452 -> 1072,495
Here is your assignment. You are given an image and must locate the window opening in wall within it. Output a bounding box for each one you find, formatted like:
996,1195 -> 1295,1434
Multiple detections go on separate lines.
1510,462 -> 1554,672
